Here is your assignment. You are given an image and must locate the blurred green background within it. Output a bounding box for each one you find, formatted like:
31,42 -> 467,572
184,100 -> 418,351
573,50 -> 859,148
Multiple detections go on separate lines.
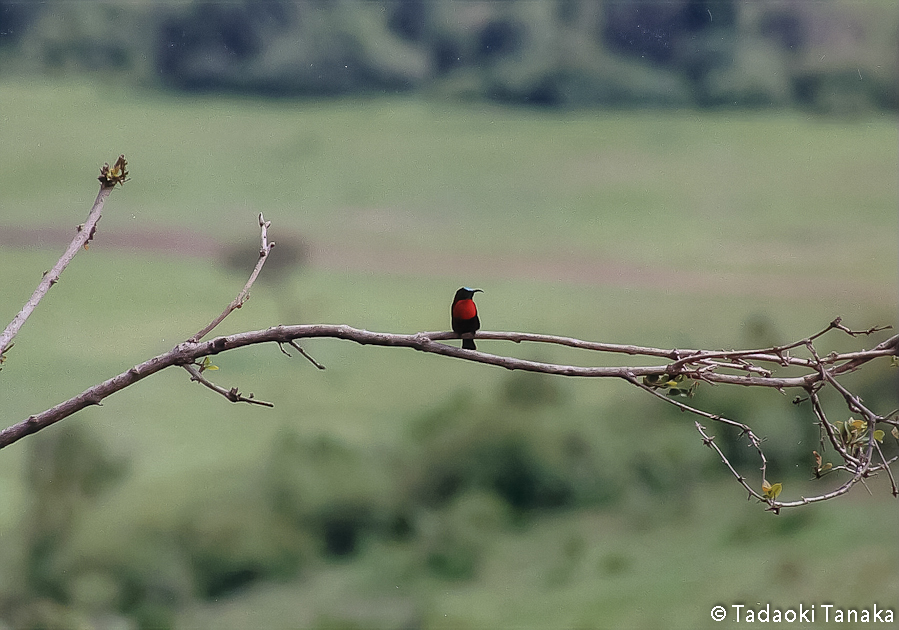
1,1 -> 897,629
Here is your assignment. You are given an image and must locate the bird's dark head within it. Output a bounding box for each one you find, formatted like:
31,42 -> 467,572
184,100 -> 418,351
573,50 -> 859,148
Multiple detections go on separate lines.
454,287 -> 483,301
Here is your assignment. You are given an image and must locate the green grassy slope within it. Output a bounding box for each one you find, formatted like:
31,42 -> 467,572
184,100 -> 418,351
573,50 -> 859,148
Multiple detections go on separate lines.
1,79 -> 896,280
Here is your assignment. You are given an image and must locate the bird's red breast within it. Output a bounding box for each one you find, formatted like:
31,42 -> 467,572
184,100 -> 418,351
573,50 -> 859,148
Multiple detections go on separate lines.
452,299 -> 478,320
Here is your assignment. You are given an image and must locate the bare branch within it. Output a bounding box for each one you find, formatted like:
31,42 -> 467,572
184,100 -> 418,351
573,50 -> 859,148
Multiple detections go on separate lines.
830,318 -> 892,337
182,364 -> 274,407
283,340 -> 326,370
874,440 -> 898,498
0,155 -> 127,358
188,213 -> 275,343
692,420 -> 768,504
2,324 -> 894,453
809,388 -> 859,466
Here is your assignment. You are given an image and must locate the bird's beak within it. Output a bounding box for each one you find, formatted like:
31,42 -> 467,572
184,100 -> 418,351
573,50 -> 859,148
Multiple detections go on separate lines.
473,289 -> 483,293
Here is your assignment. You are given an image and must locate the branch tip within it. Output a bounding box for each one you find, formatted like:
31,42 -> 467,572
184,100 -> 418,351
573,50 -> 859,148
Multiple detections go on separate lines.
287,340 -> 326,370
98,155 -> 128,188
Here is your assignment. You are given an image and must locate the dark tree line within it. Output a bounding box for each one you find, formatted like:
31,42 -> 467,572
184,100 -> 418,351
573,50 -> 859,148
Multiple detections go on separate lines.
1,0 -> 896,109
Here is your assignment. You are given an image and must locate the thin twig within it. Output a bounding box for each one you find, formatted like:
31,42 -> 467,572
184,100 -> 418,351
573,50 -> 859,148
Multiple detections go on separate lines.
693,421 -> 768,504
874,440 -> 898,498
285,340 -> 326,370
831,320 -> 892,337
626,373 -> 769,493
664,318 -> 844,373
182,364 -> 274,407
189,213 -> 275,343
0,155 -> 127,357
808,388 -> 859,466
695,359 -> 772,377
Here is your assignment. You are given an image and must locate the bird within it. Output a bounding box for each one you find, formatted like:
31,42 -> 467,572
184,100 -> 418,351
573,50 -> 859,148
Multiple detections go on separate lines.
451,287 -> 482,350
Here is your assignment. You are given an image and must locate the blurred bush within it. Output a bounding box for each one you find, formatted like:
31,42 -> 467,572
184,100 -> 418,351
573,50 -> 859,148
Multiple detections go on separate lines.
2,0 -> 895,111
155,1 -> 429,94
20,423 -> 129,602
418,490 -> 511,580
407,384 -> 616,514
1,345 -> 893,625
0,423 -> 141,629
178,493 -> 309,598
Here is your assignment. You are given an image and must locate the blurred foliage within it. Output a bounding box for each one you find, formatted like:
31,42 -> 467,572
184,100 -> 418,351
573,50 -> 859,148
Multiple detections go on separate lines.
408,386 -> 614,513
0,424 -> 139,629
178,491 -> 309,598
21,424 -> 129,602
1,0 -> 895,111
725,503 -> 816,544
263,430 -> 401,557
419,490 -> 511,580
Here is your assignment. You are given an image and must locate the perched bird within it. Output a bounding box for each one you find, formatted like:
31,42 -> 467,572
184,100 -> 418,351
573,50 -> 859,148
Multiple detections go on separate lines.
451,287 -> 482,350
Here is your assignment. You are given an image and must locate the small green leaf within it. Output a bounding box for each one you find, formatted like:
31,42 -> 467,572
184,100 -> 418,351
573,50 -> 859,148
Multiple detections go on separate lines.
873,429 -> 884,443
762,480 -> 783,500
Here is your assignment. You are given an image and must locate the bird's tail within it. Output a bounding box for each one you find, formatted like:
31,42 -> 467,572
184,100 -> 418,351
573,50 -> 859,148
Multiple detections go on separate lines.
462,338 -> 477,350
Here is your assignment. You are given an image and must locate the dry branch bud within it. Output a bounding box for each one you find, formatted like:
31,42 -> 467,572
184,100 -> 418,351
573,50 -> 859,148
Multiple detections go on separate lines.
98,155 -> 129,188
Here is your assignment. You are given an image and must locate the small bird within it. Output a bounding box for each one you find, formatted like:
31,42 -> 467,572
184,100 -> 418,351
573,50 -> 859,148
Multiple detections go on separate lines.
451,287 -> 482,350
